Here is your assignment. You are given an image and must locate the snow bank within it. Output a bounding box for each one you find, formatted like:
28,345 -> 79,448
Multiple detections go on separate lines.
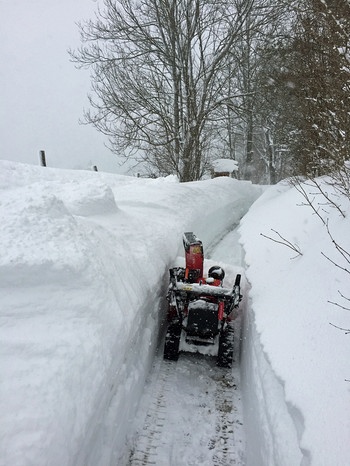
0,160 -> 262,465
3,159 -> 348,466
239,179 -> 350,466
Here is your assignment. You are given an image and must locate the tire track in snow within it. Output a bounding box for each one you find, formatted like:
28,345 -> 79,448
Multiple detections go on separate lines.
128,360 -> 177,465
127,336 -> 245,466
210,371 -> 244,465
128,227 -> 246,465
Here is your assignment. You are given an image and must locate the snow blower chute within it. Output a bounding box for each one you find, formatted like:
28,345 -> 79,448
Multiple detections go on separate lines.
163,232 -> 242,367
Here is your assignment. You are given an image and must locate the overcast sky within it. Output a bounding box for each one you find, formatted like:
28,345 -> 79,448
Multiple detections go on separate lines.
0,0 -> 127,173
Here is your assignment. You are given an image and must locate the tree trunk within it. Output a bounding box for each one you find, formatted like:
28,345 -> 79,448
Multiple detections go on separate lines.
265,128 -> 276,184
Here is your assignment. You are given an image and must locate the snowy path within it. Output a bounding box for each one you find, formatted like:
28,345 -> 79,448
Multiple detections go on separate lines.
126,227 -> 246,466
127,340 -> 245,466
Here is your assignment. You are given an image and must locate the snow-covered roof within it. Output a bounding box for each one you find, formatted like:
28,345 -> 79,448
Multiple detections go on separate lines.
212,158 -> 239,173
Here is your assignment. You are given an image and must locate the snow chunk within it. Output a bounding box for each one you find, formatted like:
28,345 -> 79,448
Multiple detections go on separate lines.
58,180 -> 119,217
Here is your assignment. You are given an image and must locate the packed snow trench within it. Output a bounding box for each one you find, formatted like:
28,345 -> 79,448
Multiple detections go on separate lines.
2,160 -> 350,466
125,237 -> 247,466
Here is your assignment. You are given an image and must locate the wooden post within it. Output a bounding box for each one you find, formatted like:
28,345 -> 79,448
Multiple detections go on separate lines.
39,150 -> 46,167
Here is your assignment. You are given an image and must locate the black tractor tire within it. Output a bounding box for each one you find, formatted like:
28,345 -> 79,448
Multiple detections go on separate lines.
164,321 -> 182,361
217,323 -> 234,368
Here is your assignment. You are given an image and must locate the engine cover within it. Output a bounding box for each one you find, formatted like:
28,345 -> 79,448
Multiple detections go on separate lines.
185,299 -> 219,340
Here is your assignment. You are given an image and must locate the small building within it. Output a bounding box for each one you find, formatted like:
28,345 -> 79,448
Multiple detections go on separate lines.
211,158 -> 239,178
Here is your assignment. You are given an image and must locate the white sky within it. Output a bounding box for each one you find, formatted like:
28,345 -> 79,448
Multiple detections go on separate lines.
0,0 -> 127,173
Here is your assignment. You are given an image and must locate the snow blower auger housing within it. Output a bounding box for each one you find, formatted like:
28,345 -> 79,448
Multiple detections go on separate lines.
164,232 -> 242,367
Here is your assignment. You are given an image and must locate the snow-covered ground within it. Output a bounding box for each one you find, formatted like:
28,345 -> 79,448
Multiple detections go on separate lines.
239,179 -> 350,466
1,160 -> 349,465
127,348 -> 245,466
126,245 -> 247,466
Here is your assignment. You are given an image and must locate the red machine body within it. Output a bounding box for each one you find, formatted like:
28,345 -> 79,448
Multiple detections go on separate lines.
183,232 -> 204,282
164,232 -> 242,367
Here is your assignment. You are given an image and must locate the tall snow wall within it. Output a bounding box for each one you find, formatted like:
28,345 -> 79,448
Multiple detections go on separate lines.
238,182 -> 304,466
0,161 -> 263,466
240,302 -> 303,466
237,176 -> 350,466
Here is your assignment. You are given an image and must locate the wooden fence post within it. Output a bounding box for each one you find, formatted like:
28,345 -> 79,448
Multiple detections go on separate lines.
39,150 -> 46,167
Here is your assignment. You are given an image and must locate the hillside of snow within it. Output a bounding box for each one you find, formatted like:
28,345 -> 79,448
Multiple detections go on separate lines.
1,160 -> 349,465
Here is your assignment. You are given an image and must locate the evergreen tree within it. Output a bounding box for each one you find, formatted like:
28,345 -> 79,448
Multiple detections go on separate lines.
289,0 -> 350,176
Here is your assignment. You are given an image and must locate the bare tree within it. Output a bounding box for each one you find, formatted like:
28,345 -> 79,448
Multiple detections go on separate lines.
229,0 -> 297,183
290,163 -> 350,311
71,0 -> 259,181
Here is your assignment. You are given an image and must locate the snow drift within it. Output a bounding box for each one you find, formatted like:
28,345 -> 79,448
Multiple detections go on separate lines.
0,160 -> 262,465
240,179 -> 350,466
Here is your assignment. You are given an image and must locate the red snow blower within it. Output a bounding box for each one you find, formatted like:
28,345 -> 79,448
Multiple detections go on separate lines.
164,232 -> 242,367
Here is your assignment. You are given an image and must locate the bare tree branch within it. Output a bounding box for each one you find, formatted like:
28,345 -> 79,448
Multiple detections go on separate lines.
260,229 -> 303,258
70,0 -> 289,180
329,323 -> 350,334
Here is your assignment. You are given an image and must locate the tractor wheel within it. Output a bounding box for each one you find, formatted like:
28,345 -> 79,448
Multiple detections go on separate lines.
163,321 -> 182,361
217,323 -> 234,368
